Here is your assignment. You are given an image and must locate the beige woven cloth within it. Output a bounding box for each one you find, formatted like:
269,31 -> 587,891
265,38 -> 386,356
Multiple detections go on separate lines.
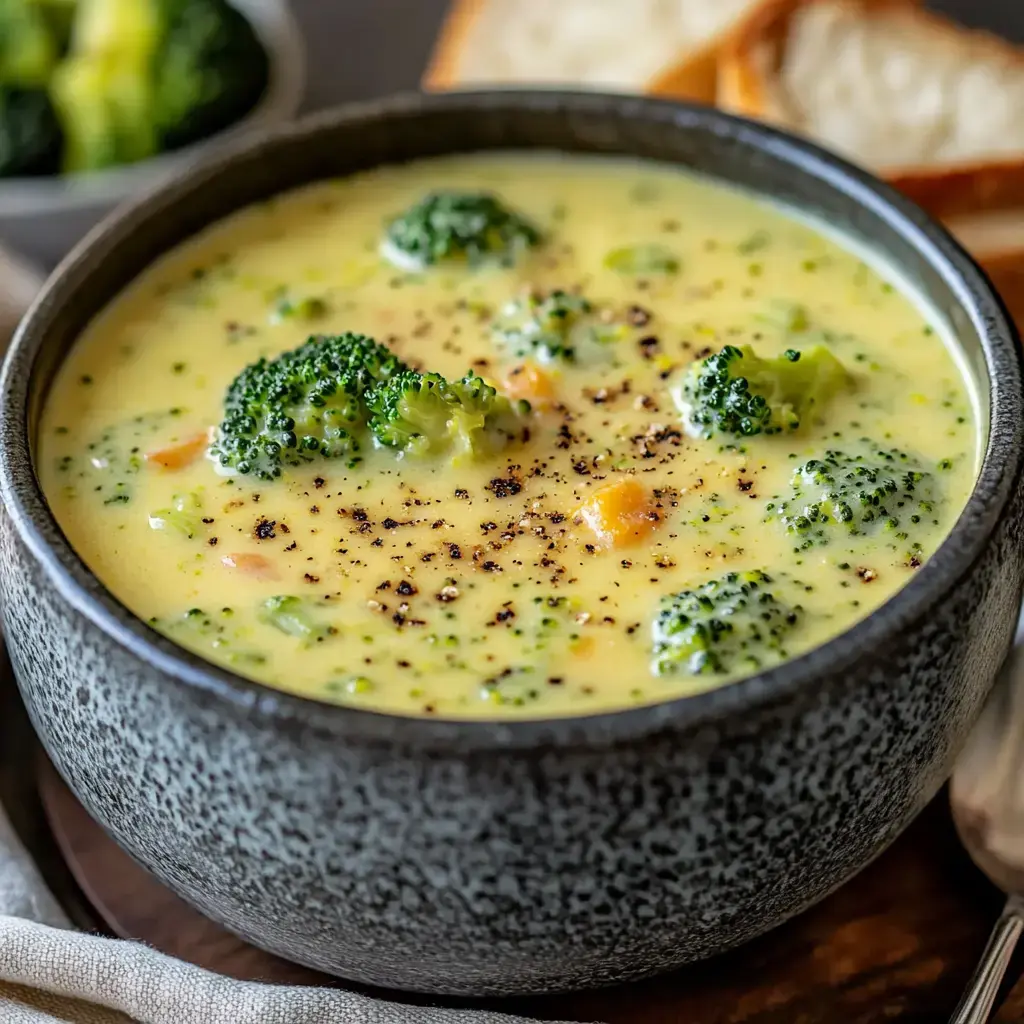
0,252 -> 590,1023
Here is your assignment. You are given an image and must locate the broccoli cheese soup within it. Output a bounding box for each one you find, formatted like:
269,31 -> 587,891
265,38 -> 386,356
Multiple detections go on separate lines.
38,155 -> 978,717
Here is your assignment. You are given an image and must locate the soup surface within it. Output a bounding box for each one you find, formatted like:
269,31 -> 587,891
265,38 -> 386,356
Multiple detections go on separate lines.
39,155 -> 977,717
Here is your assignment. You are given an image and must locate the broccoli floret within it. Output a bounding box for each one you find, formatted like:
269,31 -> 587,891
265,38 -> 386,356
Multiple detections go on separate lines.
367,368 -> 530,459
269,292 -> 328,325
0,0 -> 58,88
259,595 -> 336,644
152,0 -> 269,152
492,289 -> 631,365
49,50 -> 159,172
148,490 -> 204,539
0,85 -> 61,176
673,344 -> 849,440
604,243 -> 679,276
651,569 -> 803,678
48,0 -> 162,172
381,191 -> 542,272
70,0 -> 163,56
765,441 -> 942,553
210,333 -> 405,480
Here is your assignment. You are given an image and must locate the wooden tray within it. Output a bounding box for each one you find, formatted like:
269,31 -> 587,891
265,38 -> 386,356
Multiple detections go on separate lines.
30,754 -> 1024,1023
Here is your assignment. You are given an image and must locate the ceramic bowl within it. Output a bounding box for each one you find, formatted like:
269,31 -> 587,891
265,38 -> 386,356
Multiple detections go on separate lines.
0,0 -> 306,269
2,91 -> 1023,997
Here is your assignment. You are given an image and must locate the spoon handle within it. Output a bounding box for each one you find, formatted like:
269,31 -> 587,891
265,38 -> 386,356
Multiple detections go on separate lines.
949,894 -> 1024,1023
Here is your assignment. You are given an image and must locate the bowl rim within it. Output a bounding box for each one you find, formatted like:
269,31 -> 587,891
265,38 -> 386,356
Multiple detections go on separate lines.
2,89 -> 1022,751
0,0 -> 306,217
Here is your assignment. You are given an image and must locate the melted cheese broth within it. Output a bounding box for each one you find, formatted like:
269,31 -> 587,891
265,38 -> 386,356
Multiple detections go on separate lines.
38,155 -> 977,717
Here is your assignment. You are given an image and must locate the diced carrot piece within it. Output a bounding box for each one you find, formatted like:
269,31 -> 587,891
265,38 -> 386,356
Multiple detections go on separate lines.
502,362 -> 556,408
145,429 -> 211,470
221,553 -> 278,580
575,478 -> 662,549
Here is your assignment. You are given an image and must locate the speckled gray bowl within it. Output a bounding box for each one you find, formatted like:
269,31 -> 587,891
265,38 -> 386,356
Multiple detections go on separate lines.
1,91 -> 1023,998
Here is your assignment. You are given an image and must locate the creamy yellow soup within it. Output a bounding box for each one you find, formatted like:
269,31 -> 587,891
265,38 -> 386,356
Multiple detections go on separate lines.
38,155 -> 977,717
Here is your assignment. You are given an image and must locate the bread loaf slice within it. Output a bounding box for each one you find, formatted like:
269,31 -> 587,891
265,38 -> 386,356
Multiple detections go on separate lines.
424,0 -> 773,103
718,0 -> 1024,314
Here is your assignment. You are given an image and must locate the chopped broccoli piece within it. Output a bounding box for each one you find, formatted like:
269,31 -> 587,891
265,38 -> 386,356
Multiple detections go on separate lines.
492,289 -> 630,365
269,293 -> 328,324
0,0 -> 58,87
367,368 -> 530,460
0,85 -> 61,176
673,344 -> 849,440
149,606 -> 267,667
651,569 -> 803,678
381,191 -> 542,271
209,332 -> 405,480
757,300 -> 812,335
765,441 -> 942,553
604,243 -> 679,275
259,595 -> 336,644
152,0 -> 269,152
148,490 -> 204,539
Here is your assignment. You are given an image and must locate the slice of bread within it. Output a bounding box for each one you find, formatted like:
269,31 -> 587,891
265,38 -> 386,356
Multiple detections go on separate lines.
718,0 -> 1024,316
424,0 -> 773,103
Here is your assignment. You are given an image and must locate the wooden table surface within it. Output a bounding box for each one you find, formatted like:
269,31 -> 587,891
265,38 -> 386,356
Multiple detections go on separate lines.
27,753 -> 1024,1023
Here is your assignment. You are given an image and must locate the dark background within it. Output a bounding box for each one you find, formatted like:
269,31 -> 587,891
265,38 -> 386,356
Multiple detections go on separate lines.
290,0 -> 1024,114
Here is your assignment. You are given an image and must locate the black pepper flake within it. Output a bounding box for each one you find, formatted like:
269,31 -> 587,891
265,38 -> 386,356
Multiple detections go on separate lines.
254,517 -> 276,540
201,517 -> 215,525
309,505 -> 320,514
284,542 -> 298,552
448,543 -> 462,560
382,517 -> 401,530
487,477 -> 521,498
314,477 -> 325,489
352,509 -> 368,522
481,560 -> 502,572
626,305 -> 652,327
396,580 -> 417,596
304,573 -> 320,583
637,336 -> 660,359
208,538 -> 218,546
454,488 -> 470,499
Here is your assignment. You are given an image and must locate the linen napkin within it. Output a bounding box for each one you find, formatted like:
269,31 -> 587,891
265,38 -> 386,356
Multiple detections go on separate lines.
0,251 -> 590,1024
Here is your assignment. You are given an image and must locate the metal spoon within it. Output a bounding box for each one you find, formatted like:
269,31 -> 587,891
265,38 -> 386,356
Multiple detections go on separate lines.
949,619 -> 1024,1023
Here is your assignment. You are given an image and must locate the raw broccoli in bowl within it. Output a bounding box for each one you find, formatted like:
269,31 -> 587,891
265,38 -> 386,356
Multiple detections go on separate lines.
0,0 -> 270,177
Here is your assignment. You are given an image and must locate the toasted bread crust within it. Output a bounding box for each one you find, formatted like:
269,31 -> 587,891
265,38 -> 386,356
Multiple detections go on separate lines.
423,0 -> 485,91
719,0 -> 1024,301
424,0 -> 774,103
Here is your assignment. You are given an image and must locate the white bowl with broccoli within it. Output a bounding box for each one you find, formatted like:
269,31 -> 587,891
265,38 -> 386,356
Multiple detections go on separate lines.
0,0 -> 305,267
